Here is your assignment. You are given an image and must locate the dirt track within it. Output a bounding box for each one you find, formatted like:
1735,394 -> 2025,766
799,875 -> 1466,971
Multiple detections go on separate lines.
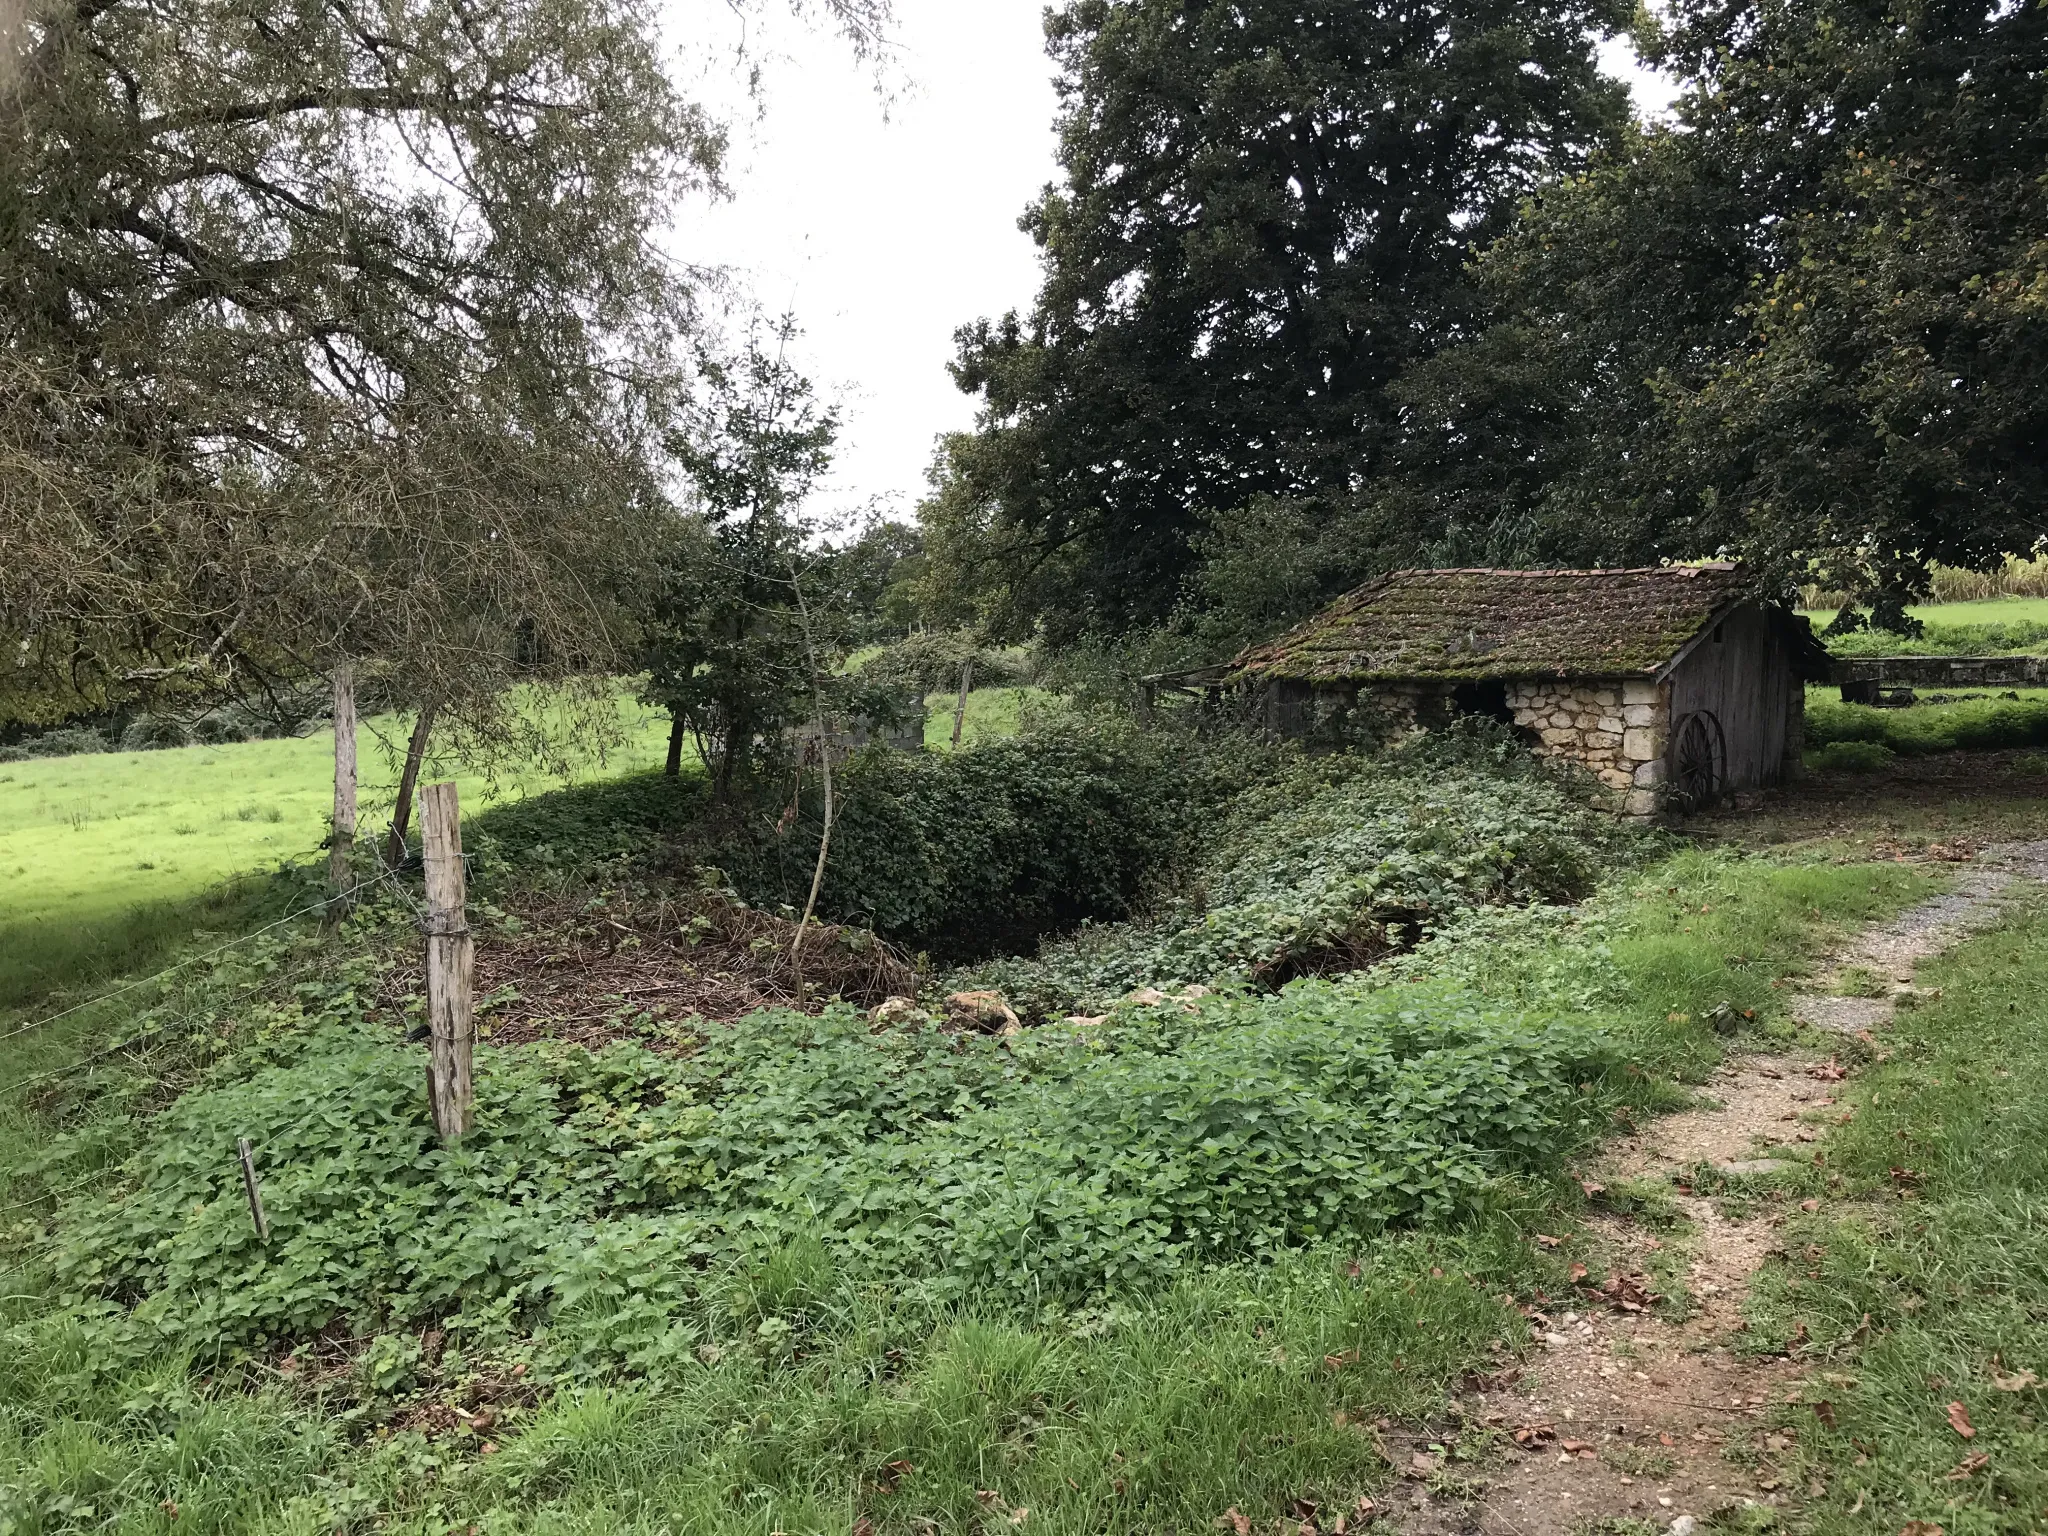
1391,842 -> 2048,1536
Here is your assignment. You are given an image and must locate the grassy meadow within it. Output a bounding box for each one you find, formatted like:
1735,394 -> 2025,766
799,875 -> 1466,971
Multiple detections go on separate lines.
0,794 -> 1947,1532
0,687 -> 1046,1009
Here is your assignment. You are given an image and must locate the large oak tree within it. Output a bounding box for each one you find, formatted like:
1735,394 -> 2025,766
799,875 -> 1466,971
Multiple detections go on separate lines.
928,0 -> 1632,642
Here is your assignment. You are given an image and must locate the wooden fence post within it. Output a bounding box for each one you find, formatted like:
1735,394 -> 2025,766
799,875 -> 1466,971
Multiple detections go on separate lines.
419,781 -> 474,1139
328,663 -> 357,909
951,659 -> 973,747
237,1137 -> 270,1242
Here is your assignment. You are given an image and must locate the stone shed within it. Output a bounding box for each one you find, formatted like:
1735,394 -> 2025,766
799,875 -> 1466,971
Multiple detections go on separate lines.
1230,564 -> 1827,816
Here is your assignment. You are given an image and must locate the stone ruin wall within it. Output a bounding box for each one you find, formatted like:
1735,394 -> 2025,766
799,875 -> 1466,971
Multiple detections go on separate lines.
1506,678 -> 1669,818
1333,676 -> 1674,819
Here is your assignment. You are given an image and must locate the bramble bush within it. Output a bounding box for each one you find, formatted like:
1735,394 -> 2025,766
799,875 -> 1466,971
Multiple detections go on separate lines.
472,716 -> 1275,961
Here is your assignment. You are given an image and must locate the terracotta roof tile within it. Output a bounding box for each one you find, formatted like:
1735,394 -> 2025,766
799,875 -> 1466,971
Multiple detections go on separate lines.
1231,565 -> 1755,684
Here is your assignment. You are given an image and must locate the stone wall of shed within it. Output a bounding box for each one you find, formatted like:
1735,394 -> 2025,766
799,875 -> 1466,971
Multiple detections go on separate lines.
1507,679 -> 1670,818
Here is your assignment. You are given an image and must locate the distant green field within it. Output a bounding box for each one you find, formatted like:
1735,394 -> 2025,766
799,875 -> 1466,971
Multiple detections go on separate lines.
1,688 -> 1044,1008
1800,596 -> 2048,627
0,704 -> 676,1005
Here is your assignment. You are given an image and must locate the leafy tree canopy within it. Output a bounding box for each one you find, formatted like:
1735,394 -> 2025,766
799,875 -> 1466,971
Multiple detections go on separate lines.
927,0 -> 1632,643
0,0 -> 890,731
1371,0 -> 2048,621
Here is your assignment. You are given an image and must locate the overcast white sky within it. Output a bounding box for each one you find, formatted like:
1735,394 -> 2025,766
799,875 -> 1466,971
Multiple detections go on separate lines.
670,2 -> 1679,520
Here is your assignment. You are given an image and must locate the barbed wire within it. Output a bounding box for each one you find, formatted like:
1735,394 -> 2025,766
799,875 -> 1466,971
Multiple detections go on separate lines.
0,862 -> 405,1051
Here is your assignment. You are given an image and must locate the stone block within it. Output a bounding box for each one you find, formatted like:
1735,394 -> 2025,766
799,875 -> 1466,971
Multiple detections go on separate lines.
1623,681 -> 1659,706
1539,726 -> 1578,747
1584,730 -> 1619,750
1624,789 -> 1659,817
1622,702 -> 1656,728
1632,758 -> 1664,787
1622,727 -> 1659,759
1599,767 -> 1633,789
1597,715 -> 1626,734
1550,711 -> 1575,729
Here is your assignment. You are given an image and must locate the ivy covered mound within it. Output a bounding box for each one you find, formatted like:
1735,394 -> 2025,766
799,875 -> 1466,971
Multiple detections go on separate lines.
45,968 -> 1614,1376
959,735 -> 1641,1018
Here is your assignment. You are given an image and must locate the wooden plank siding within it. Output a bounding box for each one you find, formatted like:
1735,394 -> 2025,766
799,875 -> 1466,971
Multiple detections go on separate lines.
1665,603 -> 1803,792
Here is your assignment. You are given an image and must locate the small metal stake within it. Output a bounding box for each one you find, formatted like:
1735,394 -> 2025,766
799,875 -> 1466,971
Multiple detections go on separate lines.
237,1137 -> 270,1243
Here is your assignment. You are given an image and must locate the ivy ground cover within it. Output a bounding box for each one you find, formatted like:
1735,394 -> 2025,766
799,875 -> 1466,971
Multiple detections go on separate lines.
0,830 -> 1941,1534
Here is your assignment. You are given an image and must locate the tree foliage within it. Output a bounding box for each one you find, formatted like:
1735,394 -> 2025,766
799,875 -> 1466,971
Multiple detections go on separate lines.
0,0 -> 892,732
927,0 -> 1631,641
1372,0 -> 2048,614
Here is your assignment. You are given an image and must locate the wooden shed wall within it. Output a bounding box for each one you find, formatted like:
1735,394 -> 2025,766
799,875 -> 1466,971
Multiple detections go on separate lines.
1665,603 -> 1801,791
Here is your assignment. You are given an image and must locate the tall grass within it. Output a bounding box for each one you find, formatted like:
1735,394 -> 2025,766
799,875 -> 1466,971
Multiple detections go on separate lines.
1802,556 -> 2048,610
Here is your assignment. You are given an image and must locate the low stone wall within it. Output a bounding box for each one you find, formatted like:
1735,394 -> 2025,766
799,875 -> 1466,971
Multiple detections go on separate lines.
1507,679 -> 1669,817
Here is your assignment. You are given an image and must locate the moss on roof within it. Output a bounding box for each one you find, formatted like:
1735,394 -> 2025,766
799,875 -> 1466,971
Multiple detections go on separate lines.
1231,565 -> 1757,684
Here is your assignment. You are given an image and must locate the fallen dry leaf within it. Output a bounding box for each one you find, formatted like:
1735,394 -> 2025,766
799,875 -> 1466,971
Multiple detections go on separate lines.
1992,1368 -> 2040,1392
1801,1198 -> 1821,1212
852,1522 -> 875,1536
1406,1452 -> 1438,1479
1560,1439 -> 1592,1454
1810,1058 -> 1846,1082
875,1459 -> 915,1493
1599,1271 -> 1660,1314
1513,1423 -> 1558,1449
1580,1178 -> 1606,1197
1945,1453 -> 1989,1481
1533,1233 -> 1565,1248
1217,1508 -> 1252,1536
1899,1523 -> 1946,1536
1813,1401 -> 1837,1428
1568,1261 -> 1590,1283
1946,1401 -> 1977,1439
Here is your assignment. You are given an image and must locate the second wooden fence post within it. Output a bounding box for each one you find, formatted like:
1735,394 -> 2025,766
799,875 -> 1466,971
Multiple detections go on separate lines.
419,780 -> 474,1139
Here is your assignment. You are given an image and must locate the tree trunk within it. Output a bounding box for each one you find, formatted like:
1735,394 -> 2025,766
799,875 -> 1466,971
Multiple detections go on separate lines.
385,702 -> 439,868
664,712 -> 685,777
328,662 -> 358,908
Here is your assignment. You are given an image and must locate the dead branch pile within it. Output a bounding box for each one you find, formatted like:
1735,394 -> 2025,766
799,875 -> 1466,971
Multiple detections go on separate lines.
457,884 -> 918,1047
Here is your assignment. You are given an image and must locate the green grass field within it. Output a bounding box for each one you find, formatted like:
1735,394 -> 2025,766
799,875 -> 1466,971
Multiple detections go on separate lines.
0,704 -> 677,1007
1801,597 -> 2048,628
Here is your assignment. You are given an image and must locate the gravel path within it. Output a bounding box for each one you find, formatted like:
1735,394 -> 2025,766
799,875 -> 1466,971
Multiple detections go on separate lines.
1391,843 -> 2048,1536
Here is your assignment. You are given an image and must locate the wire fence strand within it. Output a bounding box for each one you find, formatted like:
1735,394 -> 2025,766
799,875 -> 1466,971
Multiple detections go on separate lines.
0,863 -> 402,1051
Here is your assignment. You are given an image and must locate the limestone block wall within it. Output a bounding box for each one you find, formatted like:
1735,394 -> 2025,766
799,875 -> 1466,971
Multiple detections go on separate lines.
1507,678 -> 1670,818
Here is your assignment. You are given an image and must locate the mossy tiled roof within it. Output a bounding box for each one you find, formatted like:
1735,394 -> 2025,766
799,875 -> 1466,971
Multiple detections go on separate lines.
1231,565 -> 1756,684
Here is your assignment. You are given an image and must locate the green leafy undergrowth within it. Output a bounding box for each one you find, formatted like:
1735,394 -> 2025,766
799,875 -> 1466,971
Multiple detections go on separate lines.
37,976 -> 1610,1367
954,733 -> 1644,1017
1807,695 -> 2048,756
1743,899 -> 2048,1535
0,838 -> 1947,1533
1821,617 -> 2048,658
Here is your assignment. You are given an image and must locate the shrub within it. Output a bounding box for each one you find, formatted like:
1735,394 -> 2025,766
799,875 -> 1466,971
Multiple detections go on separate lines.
734,723 -> 1262,960
0,726 -> 111,761
1809,740 -> 1897,773
119,715 -> 192,751
1806,696 -> 2048,755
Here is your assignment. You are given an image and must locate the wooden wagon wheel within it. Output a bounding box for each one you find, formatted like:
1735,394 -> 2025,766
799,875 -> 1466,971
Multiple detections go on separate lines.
1668,710 -> 1726,810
